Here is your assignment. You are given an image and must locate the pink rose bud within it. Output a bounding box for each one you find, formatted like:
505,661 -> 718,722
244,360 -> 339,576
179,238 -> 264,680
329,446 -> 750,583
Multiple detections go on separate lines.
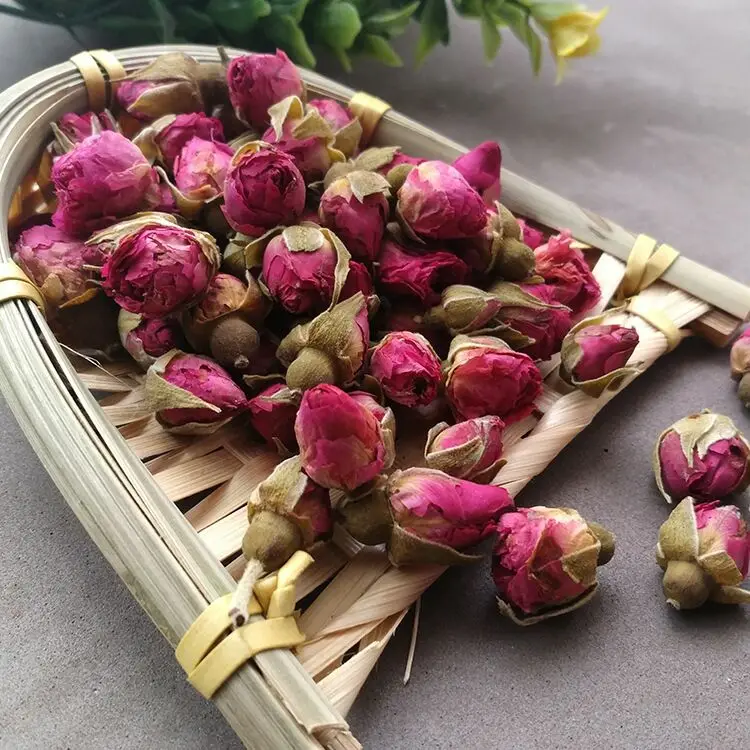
340,260 -> 376,304
452,141 -> 501,204
348,390 -> 397,468
308,98 -> 362,156
318,171 -> 390,262
155,113 -> 225,167
656,498 -> 750,609
227,50 -> 304,129
730,329 -> 750,379
386,467 -> 515,565
173,137 -> 234,201
56,111 -> 116,145
242,455 -> 332,571
560,319 -> 640,396
377,237 -> 469,306
118,309 -> 184,370
96,215 -> 220,317
493,507 -> 614,624
653,411 -> 750,503
51,132 -> 161,237
425,416 -> 505,484
145,351 -> 248,433
369,331 -> 442,407
516,219 -> 545,250
262,226 -> 349,315
397,161 -> 487,240
295,384 -> 387,491
248,383 -> 301,453
222,146 -> 306,237
13,224 -> 99,309
535,230 -> 601,316
445,335 -> 542,423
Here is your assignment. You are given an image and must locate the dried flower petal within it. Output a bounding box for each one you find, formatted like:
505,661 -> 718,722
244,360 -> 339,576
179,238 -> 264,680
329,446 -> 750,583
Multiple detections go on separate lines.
452,141 -> 501,204
173,137 -> 234,201
118,309 -> 184,370
248,383 -> 301,453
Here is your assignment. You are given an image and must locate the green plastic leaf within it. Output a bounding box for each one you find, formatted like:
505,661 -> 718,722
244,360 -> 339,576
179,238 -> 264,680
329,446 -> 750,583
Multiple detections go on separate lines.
415,0 -> 449,65
207,0 -> 271,32
494,3 -> 542,74
262,13 -> 317,67
268,0 -> 310,23
480,7 -> 502,59
365,1 -> 420,35
451,0 -> 484,19
311,0 -> 362,50
332,47 -> 353,72
358,33 -> 403,66
522,1 -> 582,21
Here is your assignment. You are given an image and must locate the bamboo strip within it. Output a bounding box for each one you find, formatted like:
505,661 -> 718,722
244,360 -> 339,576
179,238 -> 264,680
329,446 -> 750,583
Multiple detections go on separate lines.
200,507 -> 248,561
153,450 -> 243,502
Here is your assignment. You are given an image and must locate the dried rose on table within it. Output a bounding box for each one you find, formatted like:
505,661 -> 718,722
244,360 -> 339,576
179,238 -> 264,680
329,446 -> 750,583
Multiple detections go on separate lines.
452,141 -> 501,204
730,329 -> 750,379
653,411 -> 750,503
118,310 -> 184,370
425,416 -> 505,484
493,506 -> 615,625
369,331 -> 442,408
656,498 -> 750,609
248,383 -> 301,454
295,384 -> 387,491
145,350 -> 248,434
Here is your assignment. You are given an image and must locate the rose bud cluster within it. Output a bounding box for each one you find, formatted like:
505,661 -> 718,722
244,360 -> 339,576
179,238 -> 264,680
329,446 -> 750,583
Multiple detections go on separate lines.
222,144 -> 306,236
444,335 -> 542,423
13,224 -> 100,310
51,131 -> 161,237
493,506 -> 615,624
227,50 -> 304,130
307,98 -> 363,157
92,214 -> 220,318
534,230 -> 601,316
295,384 -> 387,492
452,141 -> 501,204
183,272 -> 269,371
277,293 -> 370,391
425,416 -> 505,484
145,350 -> 248,434
560,316 -> 640,396
397,160 -> 487,241
247,383 -> 301,454
118,310 -> 184,370
656,498 -> 750,609
369,331 -> 442,408
261,225 -> 351,315
653,411 -> 750,503
318,171 -> 390,262
242,455 -> 332,571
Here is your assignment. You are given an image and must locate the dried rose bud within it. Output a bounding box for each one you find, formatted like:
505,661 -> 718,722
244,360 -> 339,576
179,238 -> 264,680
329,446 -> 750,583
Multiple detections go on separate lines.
656,498 -> 750,609
93,214 -> 219,318
295,384 -> 387,491
13,224 -> 99,309
242,455 -> 332,570
248,383 -> 301,454
493,507 -> 614,625
51,132 -> 161,237
535,230 -> 600,316
118,309 -> 184,370
348,390 -> 396,469
425,416 -> 505,484
227,50 -> 304,130
278,293 -> 370,391
730,329 -> 750,380
55,110 -> 117,147
467,203 -> 535,278
262,225 -> 351,314
560,317 -> 640,396
653,411 -> 750,504
369,331 -> 442,407
386,467 -> 514,565
376,301 -> 448,354
184,271 -> 268,371
377,237 -> 469,306
308,98 -> 363,157
445,335 -> 542,422
263,96 -> 344,181
517,219 -> 545,250
452,141 -> 501,204
173,137 -> 233,202
145,350 -> 248,434
116,53 -> 205,121
340,261 -> 377,309
372,148 -> 424,175
222,144 -> 306,237
397,161 -> 487,240
149,112 -> 225,167
318,171 -> 390,261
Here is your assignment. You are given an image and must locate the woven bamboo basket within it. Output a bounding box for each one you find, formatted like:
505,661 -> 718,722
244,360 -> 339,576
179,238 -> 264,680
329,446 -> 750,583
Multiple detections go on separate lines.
2,45 -> 750,749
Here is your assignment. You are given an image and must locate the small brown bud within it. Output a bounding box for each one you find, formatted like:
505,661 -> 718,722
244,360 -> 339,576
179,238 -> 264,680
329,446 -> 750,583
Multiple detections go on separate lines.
242,510 -> 303,571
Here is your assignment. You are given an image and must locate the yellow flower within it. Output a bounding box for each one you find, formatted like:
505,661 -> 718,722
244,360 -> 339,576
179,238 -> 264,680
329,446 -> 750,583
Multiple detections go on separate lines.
543,8 -> 609,82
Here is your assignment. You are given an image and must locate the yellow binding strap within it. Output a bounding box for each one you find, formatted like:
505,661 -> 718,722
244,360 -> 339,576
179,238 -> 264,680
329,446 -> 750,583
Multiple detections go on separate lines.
0,261 -> 45,314
89,49 -> 127,108
628,297 -> 682,352
349,92 -> 391,146
70,52 -> 107,111
619,234 -> 679,299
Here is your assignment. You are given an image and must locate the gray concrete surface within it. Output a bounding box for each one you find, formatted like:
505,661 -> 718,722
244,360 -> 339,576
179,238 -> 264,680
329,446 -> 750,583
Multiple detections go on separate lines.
2,1 -> 750,748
